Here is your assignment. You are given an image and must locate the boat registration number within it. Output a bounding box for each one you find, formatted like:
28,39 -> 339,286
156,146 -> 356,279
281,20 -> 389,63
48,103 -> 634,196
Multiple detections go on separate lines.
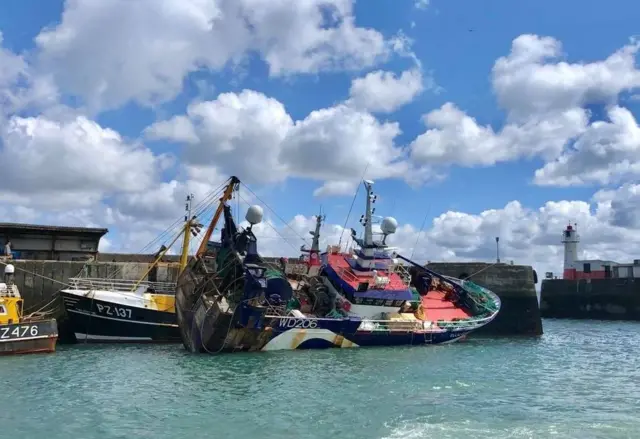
0,325 -> 39,339
96,304 -> 132,319
279,318 -> 318,329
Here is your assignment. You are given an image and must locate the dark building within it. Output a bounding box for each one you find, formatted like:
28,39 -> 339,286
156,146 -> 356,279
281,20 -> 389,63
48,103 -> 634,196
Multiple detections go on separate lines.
0,223 -> 108,261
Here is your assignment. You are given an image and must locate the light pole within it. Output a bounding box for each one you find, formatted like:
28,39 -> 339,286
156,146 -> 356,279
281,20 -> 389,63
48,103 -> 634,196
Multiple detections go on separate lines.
495,236 -> 500,263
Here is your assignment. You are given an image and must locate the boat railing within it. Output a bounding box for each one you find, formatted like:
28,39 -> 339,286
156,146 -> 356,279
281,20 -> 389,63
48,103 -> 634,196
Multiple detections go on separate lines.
391,263 -> 412,285
336,266 -> 361,285
67,277 -> 177,294
360,313 -> 496,332
443,276 -> 502,314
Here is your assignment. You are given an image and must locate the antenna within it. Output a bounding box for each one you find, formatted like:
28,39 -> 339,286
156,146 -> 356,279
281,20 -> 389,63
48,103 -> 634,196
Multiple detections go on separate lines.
185,193 -> 194,222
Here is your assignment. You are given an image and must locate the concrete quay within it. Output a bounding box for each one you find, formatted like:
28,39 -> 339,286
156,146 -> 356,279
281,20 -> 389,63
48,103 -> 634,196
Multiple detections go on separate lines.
5,257 -> 541,337
540,278 -> 640,320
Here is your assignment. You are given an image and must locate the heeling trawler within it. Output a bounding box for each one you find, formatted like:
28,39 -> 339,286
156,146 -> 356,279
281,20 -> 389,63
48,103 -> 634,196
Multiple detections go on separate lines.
176,177 -> 501,354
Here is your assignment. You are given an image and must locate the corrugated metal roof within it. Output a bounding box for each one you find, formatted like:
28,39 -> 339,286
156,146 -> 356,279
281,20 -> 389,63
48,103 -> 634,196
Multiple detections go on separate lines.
0,222 -> 108,235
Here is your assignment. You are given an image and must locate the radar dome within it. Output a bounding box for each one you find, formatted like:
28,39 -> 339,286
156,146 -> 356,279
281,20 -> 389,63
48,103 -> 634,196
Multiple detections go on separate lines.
381,217 -> 398,235
4,264 -> 15,274
245,205 -> 264,225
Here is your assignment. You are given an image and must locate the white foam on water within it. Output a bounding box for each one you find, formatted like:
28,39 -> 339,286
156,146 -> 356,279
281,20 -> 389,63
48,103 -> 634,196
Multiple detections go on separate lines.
378,419 -> 627,439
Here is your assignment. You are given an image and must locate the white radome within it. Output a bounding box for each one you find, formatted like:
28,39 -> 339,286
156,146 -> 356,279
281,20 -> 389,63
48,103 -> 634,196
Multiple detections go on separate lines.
245,205 -> 264,225
381,217 -> 398,235
4,264 -> 15,274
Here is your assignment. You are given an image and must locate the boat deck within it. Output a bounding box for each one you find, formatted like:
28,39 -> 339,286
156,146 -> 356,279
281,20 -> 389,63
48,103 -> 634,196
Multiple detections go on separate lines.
421,290 -> 471,321
327,253 -> 407,291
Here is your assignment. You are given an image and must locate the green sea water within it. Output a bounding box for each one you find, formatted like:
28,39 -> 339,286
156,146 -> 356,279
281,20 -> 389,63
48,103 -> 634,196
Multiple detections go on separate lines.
1,319 -> 638,439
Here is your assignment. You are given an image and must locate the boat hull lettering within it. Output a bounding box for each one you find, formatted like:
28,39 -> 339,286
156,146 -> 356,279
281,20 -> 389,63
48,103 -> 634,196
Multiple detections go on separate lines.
279,318 -> 318,329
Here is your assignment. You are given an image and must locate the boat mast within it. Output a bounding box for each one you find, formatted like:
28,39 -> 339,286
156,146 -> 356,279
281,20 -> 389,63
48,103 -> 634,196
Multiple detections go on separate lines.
178,194 -> 194,272
301,210 -> 325,266
310,210 -> 324,252
194,176 -> 240,258
362,180 -> 376,247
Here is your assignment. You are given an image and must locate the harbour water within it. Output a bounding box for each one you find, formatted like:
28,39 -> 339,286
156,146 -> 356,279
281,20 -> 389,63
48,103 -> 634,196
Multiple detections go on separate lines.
1,319 -> 638,439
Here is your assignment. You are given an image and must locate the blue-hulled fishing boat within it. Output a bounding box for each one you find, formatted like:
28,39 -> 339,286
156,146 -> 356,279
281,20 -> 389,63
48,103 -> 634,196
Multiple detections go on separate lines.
176,177 -> 501,354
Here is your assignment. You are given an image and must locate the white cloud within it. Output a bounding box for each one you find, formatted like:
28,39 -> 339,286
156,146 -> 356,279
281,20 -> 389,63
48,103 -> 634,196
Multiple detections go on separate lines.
410,103 -> 588,166
0,115 -> 165,208
146,89 -> 414,192
594,183 -> 640,229
414,0 -> 430,10
408,33 -> 640,186
34,0 -> 390,111
534,106 -> 640,186
493,34 -> 640,119
0,33 -> 57,118
348,68 -> 424,113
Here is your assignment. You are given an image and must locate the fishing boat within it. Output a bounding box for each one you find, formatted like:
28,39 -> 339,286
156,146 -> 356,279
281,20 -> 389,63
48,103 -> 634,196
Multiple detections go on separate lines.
59,193 -> 210,343
176,177 -> 501,354
0,264 -> 58,355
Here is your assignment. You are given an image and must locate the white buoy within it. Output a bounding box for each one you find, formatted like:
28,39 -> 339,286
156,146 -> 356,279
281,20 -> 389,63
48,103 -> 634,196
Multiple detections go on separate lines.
381,217 -> 398,235
245,205 -> 264,225
4,264 -> 15,275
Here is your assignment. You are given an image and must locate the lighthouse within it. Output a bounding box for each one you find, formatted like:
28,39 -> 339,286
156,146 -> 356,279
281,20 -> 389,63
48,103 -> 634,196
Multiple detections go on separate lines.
561,223 -> 579,279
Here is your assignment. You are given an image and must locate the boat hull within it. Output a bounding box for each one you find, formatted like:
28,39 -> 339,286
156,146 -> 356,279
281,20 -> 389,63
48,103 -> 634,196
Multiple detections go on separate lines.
60,291 -> 180,343
0,319 -> 58,355
182,300 -> 475,354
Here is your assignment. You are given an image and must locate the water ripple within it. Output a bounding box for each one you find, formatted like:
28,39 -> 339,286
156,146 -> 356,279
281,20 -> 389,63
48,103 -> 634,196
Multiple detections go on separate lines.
0,320 -> 639,438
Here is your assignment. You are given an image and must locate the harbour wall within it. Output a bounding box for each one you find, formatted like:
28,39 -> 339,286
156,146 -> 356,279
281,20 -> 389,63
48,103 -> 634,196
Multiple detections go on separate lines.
5,258 -> 541,336
425,262 -> 543,336
540,278 -> 640,320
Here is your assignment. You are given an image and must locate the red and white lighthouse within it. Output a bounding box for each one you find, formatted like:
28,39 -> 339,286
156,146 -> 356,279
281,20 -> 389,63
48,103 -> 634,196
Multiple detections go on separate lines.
562,224 -> 580,279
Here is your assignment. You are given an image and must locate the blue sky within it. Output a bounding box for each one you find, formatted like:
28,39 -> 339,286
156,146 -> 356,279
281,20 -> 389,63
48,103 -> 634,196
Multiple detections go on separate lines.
1,0 -> 640,277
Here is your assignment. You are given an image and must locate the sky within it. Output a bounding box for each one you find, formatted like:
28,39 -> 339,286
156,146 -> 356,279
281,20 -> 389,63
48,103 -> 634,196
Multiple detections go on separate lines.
1,0 -> 640,282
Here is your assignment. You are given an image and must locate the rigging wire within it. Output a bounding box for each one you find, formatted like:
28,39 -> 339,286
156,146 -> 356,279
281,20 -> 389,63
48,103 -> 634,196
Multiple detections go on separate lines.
240,182 -> 307,243
409,205 -> 431,260
237,193 -> 299,253
99,179 -> 230,280
338,162 -> 369,249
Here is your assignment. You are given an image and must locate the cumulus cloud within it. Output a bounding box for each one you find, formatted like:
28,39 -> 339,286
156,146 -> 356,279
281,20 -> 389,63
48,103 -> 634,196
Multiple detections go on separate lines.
0,32 -> 57,118
534,106 -> 640,186
492,34 -> 640,119
348,68 -> 424,113
146,89 -> 414,194
408,33 -> 640,186
0,115 -> 166,208
34,0 -> 390,111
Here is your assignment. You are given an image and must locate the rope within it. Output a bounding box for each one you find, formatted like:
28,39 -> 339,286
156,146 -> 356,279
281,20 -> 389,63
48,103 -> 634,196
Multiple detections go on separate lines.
237,193 -> 299,254
240,183 -> 308,243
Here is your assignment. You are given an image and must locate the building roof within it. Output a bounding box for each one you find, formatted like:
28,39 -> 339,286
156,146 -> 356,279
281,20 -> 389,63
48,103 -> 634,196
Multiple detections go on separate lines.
0,222 -> 108,236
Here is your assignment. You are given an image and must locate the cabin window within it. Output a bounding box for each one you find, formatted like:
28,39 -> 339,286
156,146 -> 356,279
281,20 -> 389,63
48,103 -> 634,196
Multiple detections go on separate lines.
583,263 -> 591,273
0,305 -> 6,314
604,265 -> 612,278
